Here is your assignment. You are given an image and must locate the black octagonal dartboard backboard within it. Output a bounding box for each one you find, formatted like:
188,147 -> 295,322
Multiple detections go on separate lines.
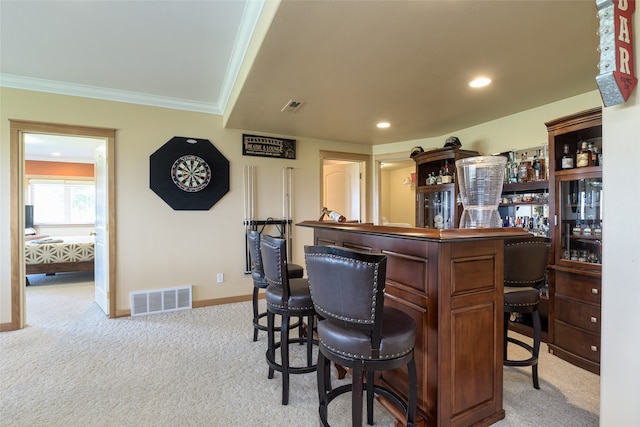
150,136 -> 229,210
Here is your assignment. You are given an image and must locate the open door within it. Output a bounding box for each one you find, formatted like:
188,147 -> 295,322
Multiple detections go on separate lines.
94,143 -> 109,314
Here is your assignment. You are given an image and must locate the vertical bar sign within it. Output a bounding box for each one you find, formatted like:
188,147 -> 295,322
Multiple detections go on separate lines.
596,0 -> 637,106
242,134 -> 296,159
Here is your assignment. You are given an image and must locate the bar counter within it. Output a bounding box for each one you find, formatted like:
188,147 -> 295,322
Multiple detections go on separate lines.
297,221 -> 530,427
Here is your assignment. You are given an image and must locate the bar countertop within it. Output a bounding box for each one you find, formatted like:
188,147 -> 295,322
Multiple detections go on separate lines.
297,220 -> 529,241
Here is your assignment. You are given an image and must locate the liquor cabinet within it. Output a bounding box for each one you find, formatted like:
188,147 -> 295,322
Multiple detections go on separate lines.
546,107 -> 602,375
412,146 -> 479,229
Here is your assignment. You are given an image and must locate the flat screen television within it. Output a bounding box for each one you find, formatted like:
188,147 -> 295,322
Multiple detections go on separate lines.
25,205 -> 34,229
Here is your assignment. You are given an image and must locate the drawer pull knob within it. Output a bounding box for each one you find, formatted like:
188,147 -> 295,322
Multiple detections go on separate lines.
591,288 -> 599,295
591,317 -> 598,323
591,345 -> 598,352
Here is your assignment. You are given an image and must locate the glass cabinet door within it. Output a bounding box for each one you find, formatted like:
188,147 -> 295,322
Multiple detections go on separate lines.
558,177 -> 603,266
418,189 -> 454,229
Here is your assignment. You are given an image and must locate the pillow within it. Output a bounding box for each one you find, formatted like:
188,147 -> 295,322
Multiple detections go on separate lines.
25,234 -> 50,242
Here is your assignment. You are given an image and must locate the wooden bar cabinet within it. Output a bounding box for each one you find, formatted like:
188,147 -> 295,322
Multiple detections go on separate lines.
298,221 -> 530,426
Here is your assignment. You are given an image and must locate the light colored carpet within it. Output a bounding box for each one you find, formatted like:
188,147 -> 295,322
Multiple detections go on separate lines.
1,273 -> 599,426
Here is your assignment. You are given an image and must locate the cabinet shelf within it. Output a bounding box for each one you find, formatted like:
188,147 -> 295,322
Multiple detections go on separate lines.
500,201 -> 547,207
554,166 -> 602,177
416,183 -> 455,192
502,181 -> 549,192
567,235 -> 602,242
564,204 -> 601,209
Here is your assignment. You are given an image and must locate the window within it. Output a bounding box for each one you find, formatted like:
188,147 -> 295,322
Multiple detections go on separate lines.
27,179 -> 95,225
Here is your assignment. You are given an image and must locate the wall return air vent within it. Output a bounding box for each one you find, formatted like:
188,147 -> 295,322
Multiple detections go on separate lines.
130,285 -> 192,316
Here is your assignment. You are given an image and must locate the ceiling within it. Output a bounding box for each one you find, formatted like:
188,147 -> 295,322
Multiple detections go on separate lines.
1,1 -> 600,161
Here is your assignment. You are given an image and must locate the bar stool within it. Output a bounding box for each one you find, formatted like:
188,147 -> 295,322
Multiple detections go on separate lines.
503,236 -> 551,389
260,234 -> 317,405
247,230 -> 303,342
304,245 -> 418,427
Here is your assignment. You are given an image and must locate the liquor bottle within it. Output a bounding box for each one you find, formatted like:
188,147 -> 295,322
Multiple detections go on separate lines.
319,207 -> 345,222
576,141 -> 592,168
441,160 -> 453,184
504,153 -> 510,184
593,221 -> 602,237
428,172 -> 437,185
506,151 -> 518,184
561,144 -> 574,169
591,145 -> 600,166
518,152 -> 531,182
531,153 -> 542,181
536,149 -> 546,180
587,142 -> 596,166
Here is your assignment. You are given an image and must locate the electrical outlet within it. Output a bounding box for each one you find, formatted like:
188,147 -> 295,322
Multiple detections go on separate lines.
216,273 -> 224,283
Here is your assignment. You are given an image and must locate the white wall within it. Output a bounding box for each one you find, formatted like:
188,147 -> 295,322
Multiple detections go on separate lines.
599,9 -> 640,426
0,88 -> 370,318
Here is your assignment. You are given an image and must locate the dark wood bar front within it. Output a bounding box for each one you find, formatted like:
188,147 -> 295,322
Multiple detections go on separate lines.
297,221 -> 530,427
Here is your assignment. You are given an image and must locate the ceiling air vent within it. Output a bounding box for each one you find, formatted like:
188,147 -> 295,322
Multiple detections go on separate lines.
281,99 -> 304,113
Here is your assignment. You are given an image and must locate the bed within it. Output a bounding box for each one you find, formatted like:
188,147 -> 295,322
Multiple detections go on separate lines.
25,235 -> 95,276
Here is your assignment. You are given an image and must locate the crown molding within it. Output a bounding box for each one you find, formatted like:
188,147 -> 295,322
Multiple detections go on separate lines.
0,74 -> 223,115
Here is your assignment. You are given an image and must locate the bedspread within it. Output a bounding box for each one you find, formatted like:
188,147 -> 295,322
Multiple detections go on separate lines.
25,236 -> 95,265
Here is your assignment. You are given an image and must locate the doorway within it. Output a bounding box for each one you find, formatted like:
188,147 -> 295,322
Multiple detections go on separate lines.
319,151 -> 370,223
8,120 -> 116,330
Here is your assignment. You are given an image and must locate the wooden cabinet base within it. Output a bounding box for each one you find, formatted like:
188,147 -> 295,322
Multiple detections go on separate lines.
548,344 -> 600,375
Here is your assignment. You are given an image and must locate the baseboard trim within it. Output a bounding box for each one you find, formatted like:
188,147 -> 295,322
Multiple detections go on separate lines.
0,321 -> 17,332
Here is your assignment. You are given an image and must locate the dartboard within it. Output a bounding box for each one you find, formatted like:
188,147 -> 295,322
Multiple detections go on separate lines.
170,155 -> 212,192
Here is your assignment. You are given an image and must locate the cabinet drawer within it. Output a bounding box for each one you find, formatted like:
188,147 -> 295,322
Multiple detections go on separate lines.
554,296 -> 601,333
554,321 -> 600,363
555,270 -> 601,304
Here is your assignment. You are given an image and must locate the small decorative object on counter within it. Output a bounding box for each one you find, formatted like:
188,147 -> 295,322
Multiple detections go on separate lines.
319,207 -> 346,222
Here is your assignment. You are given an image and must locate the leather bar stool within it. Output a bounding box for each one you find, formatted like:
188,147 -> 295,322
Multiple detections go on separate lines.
503,236 -> 551,389
260,234 -> 317,405
247,230 -> 303,342
304,245 -> 418,427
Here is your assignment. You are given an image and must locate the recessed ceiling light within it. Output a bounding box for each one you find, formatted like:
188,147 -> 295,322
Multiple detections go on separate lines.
469,77 -> 491,88
51,152 -> 62,157
377,122 -> 391,129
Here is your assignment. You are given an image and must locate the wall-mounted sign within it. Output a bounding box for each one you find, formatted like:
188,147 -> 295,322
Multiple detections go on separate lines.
242,134 -> 296,159
596,0 -> 637,106
150,137 -> 229,210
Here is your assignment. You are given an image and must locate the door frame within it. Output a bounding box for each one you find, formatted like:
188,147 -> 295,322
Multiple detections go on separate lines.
374,152 -> 415,225
8,120 -> 117,329
319,150 -> 371,223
